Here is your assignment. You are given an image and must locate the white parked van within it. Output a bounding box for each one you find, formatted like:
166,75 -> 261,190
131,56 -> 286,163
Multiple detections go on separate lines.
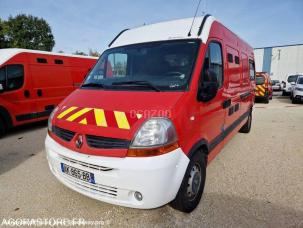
291,75 -> 303,103
282,74 -> 299,96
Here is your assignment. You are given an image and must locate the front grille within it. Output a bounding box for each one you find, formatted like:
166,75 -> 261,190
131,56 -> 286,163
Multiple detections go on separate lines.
86,135 -> 130,149
59,154 -> 113,171
52,126 -> 75,142
61,172 -> 118,198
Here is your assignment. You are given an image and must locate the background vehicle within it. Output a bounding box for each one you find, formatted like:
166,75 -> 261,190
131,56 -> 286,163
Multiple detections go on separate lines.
282,74 -> 299,96
272,79 -> 281,91
291,76 -> 303,103
0,48 -> 97,136
46,15 -> 255,213
255,72 -> 272,103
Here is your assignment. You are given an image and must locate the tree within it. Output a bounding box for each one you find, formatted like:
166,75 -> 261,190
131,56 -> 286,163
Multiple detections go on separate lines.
89,49 -> 100,57
1,14 -> 55,51
73,50 -> 88,56
0,19 -> 8,48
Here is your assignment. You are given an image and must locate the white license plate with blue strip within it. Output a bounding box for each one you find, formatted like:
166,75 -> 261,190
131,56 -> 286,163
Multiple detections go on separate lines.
61,163 -> 95,184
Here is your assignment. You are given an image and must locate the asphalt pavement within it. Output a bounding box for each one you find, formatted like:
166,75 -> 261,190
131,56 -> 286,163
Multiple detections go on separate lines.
0,93 -> 302,227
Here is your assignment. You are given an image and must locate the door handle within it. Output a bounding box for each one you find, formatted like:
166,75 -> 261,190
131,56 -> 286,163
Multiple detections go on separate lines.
37,89 -> 42,97
222,99 -> 231,109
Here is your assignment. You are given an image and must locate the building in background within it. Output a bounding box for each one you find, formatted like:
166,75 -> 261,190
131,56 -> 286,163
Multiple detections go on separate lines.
254,44 -> 303,82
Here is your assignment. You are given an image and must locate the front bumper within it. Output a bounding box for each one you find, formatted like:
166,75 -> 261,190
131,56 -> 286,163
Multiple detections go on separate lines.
293,90 -> 303,101
45,135 -> 189,209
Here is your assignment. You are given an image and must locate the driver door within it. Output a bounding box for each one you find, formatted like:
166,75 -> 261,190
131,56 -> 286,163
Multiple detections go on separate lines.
197,40 -> 225,150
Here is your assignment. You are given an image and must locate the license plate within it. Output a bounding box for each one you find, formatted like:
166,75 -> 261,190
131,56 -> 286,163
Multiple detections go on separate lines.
61,163 -> 95,184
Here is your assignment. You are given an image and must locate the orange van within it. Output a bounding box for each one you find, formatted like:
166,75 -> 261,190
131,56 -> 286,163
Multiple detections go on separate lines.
255,72 -> 272,103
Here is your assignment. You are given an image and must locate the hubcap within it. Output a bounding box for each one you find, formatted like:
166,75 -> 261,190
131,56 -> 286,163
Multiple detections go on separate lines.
186,163 -> 201,200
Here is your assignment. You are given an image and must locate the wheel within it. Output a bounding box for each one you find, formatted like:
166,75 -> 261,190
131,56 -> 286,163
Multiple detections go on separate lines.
292,97 -> 297,104
282,91 -> 286,96
0,117 -> 6,138
170,150 -> 207,213
239,111 -> 252,133
264,96 -> 269,104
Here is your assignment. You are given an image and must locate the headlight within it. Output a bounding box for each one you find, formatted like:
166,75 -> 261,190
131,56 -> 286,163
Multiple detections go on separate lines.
48,106 -> 58,132
128,118 -> 178,157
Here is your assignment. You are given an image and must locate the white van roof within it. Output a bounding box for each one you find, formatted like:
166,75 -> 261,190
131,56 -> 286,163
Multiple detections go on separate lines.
0,48 -> 98,66
110,15 -> 216,48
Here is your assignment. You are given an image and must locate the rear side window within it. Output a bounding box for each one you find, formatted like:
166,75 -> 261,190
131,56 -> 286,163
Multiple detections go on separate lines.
201,42 -> 223,87
54,59 -> 64,64
0,67 -> 5,89
235,56 -> 240,64
227,53 -> 233,63
249,60 -> 255,80
37,58 -> 47,64
7,65 -> 24,91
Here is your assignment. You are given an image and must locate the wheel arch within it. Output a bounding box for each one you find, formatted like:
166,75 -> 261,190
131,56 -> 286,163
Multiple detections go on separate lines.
0,106 -> 13,129
187,139 -> 209,159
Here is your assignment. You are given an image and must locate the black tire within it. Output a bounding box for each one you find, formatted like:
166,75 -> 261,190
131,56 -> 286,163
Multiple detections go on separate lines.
0,117 -> 6,138
170,150 -> 207,213
264,96 -> 269,104
292,97 -> 297,104
282,91 -> 286,96
239,111 -> 252,133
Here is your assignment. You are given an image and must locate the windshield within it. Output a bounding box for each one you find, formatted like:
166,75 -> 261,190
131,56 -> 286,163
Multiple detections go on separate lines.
287,75 -> 298,83
82,40 -> 200,91
297,77 -> 303,84
256,76 -> 265,85
272,80 -> 279,85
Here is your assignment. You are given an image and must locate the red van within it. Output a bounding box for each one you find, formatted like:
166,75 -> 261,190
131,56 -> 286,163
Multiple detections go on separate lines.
0,49 -> 97,136
46,15 -> 255,213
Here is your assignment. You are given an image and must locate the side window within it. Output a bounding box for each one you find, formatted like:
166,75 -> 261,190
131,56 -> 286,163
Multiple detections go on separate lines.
205,42 -> 223,88
227,53 -> 233,63
107,53 -> 127,78
0,67 -> 5,89
6,65 -> 24,91
235,56 -> 240,64
249,60 -> 255,80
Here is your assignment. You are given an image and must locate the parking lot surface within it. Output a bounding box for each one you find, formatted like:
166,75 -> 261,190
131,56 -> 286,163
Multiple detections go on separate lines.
0,94 -> 303,227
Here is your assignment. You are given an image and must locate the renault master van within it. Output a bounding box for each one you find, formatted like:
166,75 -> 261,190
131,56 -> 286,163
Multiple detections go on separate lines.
45,15 -> 255,213
0,49 -> 97,136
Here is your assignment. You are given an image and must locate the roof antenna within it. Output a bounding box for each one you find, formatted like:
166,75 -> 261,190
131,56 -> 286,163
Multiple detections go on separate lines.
188,0 -> 202,37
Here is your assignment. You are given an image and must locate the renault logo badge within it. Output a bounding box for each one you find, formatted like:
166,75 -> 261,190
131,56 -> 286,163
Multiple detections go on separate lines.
75,135 -> 83,148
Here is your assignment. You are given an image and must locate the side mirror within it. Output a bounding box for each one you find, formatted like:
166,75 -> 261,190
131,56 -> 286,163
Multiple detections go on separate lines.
198,70 -> 219,102
0,84 -> 3,93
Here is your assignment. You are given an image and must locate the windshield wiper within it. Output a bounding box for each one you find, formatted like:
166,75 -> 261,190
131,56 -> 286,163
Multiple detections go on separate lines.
111,81 -> 161,92
81,83 -> 105,88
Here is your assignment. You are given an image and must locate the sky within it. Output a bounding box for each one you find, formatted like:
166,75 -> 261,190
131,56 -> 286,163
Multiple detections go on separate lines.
0,0 -> 302,54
